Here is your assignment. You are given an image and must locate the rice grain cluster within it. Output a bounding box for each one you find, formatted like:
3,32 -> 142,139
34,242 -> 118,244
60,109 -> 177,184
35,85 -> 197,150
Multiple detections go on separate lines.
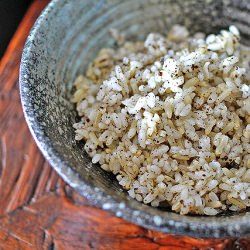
73,25 -> 250,215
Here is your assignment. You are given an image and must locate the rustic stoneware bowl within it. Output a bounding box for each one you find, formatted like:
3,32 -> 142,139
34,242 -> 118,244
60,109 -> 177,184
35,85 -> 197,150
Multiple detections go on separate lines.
20,0 -> 250,238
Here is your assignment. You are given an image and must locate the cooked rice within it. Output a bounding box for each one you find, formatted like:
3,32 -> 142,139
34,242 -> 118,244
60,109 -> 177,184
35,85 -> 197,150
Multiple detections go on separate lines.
72,25 -> 250,215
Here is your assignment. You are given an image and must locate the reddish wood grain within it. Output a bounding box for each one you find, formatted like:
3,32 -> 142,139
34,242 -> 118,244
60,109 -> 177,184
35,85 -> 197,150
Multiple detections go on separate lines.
0,0 -> 250,249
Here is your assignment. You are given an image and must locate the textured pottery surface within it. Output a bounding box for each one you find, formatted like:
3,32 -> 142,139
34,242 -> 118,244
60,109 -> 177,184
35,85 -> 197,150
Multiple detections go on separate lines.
20,0 -> 250,237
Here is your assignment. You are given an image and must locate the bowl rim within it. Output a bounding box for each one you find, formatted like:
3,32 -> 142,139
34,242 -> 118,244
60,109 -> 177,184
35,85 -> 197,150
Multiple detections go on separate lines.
19,0 -> 250,238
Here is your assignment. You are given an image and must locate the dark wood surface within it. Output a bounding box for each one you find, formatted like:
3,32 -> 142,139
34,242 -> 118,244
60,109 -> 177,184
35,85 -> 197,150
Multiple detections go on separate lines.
0,0 -> 250,249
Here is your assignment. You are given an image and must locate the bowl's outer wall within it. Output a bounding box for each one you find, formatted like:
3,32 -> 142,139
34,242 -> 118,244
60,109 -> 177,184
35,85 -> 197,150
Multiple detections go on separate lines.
20,0 -> 250,238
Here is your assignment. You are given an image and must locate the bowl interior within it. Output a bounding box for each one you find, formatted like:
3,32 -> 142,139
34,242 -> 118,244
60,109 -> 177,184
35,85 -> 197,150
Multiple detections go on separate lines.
20,0 -> 250,237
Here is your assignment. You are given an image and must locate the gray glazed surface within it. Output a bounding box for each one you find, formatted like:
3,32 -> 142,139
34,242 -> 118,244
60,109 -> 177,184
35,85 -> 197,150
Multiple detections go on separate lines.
20,0 -> 250,238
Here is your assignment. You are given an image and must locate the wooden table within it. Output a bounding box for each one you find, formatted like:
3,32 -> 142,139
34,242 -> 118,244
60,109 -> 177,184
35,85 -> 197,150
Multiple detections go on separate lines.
0,1 -> 249,249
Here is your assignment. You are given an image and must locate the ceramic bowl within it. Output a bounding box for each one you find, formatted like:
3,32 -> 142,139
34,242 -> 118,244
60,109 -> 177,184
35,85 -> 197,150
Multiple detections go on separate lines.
20,0 -> 250,237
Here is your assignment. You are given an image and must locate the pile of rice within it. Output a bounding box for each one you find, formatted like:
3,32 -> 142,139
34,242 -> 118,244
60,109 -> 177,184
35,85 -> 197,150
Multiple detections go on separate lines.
72,25 -> 250,215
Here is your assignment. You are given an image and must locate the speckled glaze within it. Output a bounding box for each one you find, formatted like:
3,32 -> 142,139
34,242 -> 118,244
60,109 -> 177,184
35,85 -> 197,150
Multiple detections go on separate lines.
20,0 -> 250,238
